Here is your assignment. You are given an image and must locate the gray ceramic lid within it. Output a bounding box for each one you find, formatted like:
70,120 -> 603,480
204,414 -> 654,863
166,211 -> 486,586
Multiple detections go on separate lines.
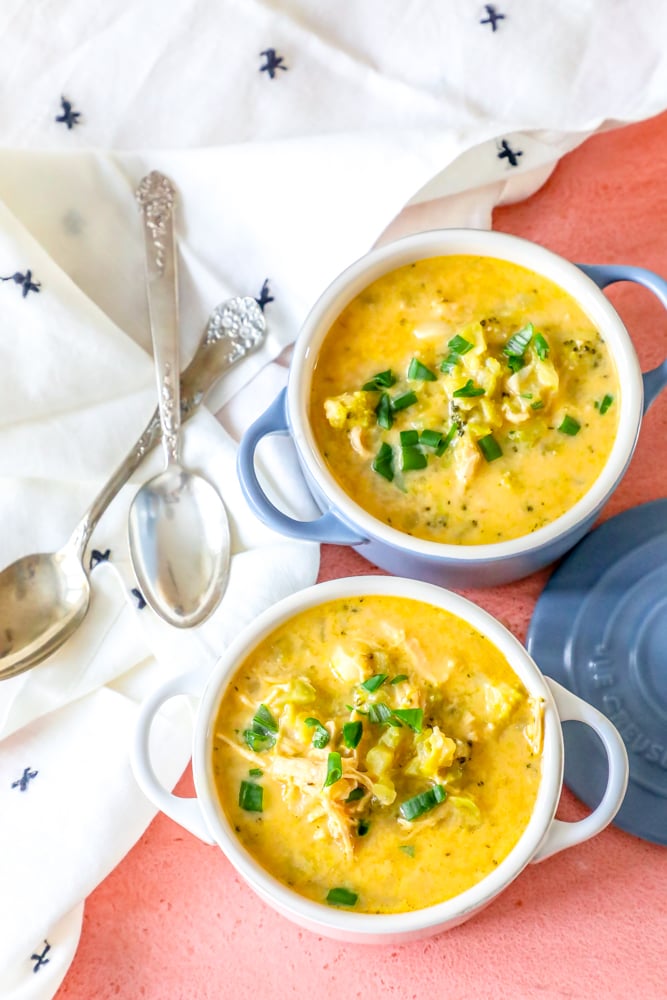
527,498 -> 667,845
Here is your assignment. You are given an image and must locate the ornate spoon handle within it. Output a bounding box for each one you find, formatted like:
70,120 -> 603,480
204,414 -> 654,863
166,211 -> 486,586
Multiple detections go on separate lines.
68,296 -> 267,559
136,171 -> 181,467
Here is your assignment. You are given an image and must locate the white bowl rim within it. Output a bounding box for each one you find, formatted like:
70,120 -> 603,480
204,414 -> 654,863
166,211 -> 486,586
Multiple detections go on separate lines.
287,228 -> 643,562
193,575 -> 564,936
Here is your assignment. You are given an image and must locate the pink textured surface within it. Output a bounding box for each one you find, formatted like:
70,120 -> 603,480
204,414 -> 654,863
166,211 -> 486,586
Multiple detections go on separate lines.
58,114 -> 667,999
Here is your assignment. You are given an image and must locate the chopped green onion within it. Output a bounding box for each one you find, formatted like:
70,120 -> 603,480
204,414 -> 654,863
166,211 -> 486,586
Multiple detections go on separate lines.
392,390 -> 418,411
392,708 -> 423,732
243,703 -> 279,752
361,673 -> 388,692
504,323 -> 534,358
399,429 -> 419,446
448,334 -> 474,355
440,352 -> 459,373
372,441 -> 394,481
242,729 -> 275,753
435,424 -> 458,456
453,378 -> 485,398
304,717 -> 330,749
533,332 -> 549,359
401,445 -> 427,471
343,720 -> 363,749
407,357 -> 437,381
324,751 -> 343,788
399,784 -> 447,821
558,415 -> 581,436
362,369 -> 396,390
345,787 -> 365,803
239,780 -> 264,812
441,334 -> 474,373
326,887 -> 358,907
368,703 -> 393,725
597,394 -> 614,415
357,819 -> 370,837
507,355 -> 525,373
253,704 -> 278,734
478,433 -> 503,462
375,391 -> 393,430
530,400 -> 544,410
399,844 -> 416,858
390,674 -> 409,685
419,429 -> 442,449
248,768 -> 263,777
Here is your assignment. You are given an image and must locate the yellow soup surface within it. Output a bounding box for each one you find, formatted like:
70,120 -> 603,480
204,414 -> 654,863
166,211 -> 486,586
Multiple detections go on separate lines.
212,596 -> 543,914
309,255 -> 620,544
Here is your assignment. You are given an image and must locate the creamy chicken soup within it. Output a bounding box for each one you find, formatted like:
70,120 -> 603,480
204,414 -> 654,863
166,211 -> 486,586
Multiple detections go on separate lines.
212,596 -> 542,914
309,255 -> 620,544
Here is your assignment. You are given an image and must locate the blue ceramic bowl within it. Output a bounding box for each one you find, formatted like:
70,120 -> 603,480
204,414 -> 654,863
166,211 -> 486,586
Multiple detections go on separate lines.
238,229 -> 667,587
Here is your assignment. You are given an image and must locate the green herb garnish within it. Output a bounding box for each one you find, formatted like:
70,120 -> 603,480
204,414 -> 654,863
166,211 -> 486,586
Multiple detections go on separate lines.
399,429 -> 419,446
248,768 -> 263,777
401,444 -> 427,471
304,717 -> 330,749
453,378 -> 485,398
372,441 -> 394,481
361,673 -> 388,693
597,394 -> 614,415
448,334 -> 474,355
399,844 -> 416,858
407,357 -> 437,381
435,424 -> 458,456
391,390 -> 419,411
533,332 -> 549,359
239,780 -> 264,812
343,720 -> 363,749
558,415 -> 581,436
242,703 -> 279,752
419,429 -> 442,449
375,391 -> 393,430
392,708 -> 423,732
477,433 -> 503,462
362,369 -> 396,390
530,400 -> 544,410
440,333 -> 474,373
326,887 -> 358,907
390,674 -> 409,685
345,787 -> 365,803
368,703 -> 394,725
399,785 -> 447,821
324,751 -> 343,788
504,323 -> 534,358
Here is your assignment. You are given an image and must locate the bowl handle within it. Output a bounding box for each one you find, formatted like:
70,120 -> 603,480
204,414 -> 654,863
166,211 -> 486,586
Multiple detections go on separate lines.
532,677 -> 629,863
577,263 -> 667,412
237,387 -> 365,544
131,669 -> 216,845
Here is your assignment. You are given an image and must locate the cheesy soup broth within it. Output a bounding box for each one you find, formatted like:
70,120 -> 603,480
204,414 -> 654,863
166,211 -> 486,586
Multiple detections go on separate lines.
309,256 -> 620,544
212,596 -> 542,914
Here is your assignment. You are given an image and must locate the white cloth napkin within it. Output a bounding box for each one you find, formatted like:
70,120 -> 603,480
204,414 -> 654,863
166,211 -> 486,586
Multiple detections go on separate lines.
1,2 -> 667,997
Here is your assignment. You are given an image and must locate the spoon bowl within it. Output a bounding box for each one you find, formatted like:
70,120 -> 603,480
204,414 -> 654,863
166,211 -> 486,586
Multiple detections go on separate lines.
0,549 -> 89,678
128,466 -> 230,628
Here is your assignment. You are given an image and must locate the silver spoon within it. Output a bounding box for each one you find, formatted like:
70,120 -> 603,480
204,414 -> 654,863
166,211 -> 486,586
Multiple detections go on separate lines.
128,171 -> 232,629
0,289 -> 267,680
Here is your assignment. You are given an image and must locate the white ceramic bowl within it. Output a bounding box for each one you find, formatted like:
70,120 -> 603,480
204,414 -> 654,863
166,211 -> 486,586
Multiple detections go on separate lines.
237,229 -> 667,587
132,576 -> 628,944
